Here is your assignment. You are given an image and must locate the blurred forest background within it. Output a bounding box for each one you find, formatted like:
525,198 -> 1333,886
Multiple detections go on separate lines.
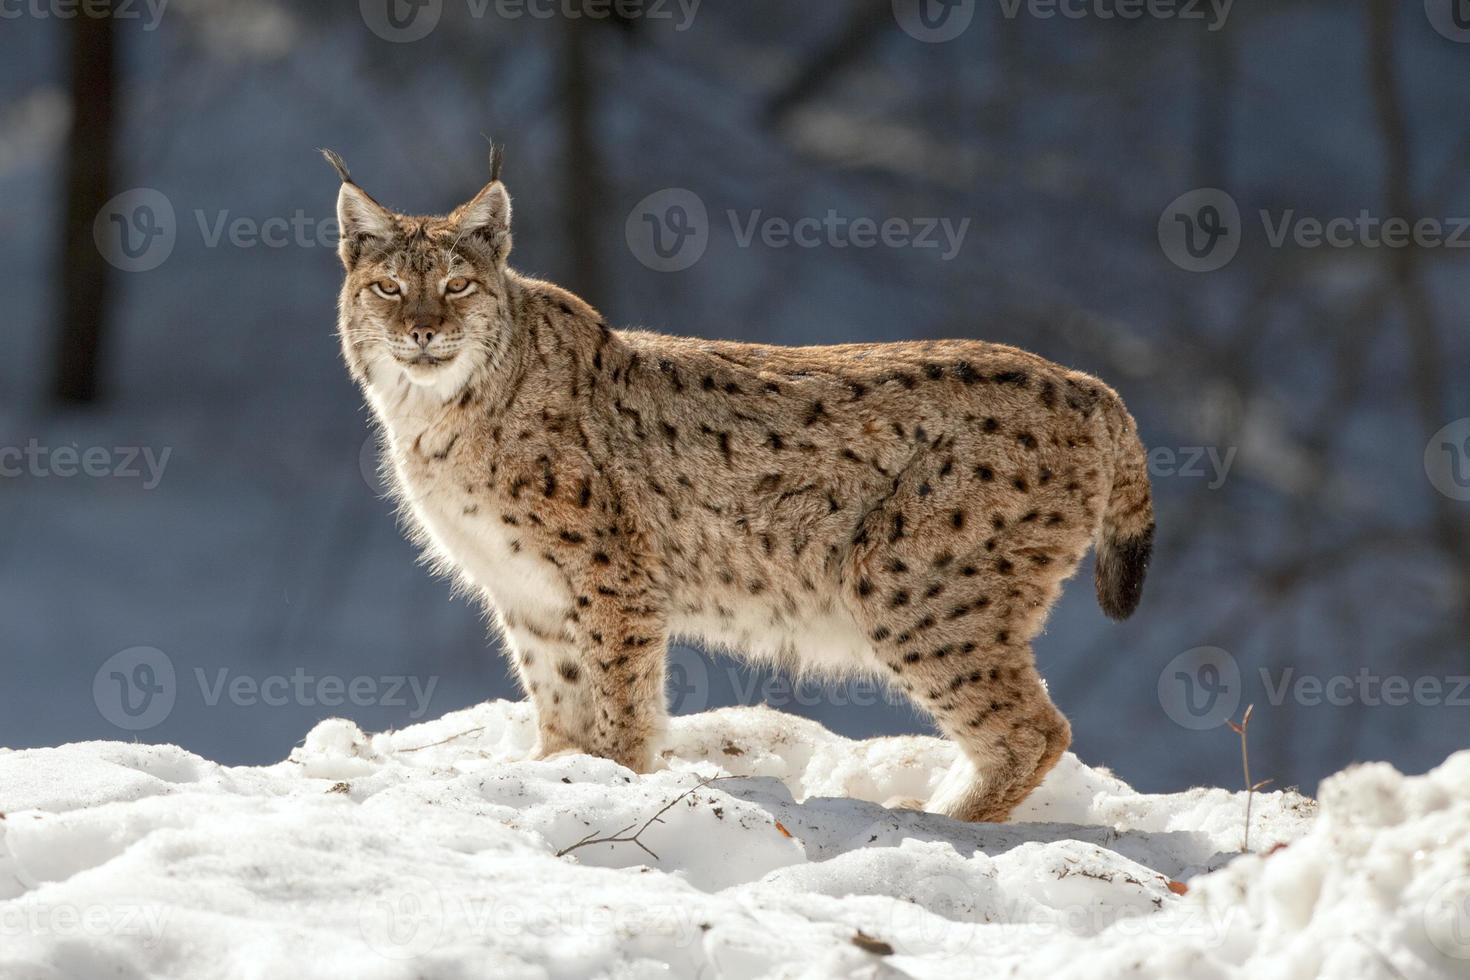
2,0 -> 1467,794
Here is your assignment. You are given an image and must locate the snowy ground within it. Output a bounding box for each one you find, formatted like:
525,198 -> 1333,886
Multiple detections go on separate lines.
1,702 -> 1467,979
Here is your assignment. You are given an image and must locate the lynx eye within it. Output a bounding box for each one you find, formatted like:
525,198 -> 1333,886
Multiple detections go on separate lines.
445,277 -> 473,295
371,279 -> 401,298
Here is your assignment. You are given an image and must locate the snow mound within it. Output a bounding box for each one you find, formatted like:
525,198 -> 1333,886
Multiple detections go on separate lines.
0,701 -> 1464,979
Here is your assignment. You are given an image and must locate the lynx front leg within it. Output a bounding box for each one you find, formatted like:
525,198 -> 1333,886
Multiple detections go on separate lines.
566,585 -> 670,775
484,521 -> 667,774
498,609 -> 600,762
499,602 -> 667,773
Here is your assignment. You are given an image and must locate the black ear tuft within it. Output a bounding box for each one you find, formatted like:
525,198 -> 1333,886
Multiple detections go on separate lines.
486,140 -> 504,184
321,148 -> 352,184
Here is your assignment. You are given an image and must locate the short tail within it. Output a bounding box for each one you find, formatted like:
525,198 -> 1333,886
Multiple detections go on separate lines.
1094,393 -> 1154,621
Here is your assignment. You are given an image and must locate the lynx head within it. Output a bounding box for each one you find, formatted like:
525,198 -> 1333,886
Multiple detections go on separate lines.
325,147 -> 513,396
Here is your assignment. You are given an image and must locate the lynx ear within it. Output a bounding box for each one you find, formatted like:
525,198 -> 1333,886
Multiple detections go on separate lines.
455,180 -> 512,265
336,183 -> 397,266
323,151 -> 397,269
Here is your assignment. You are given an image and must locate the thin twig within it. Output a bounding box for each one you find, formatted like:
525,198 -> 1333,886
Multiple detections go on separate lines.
1226,705 -> 1272,853
397,726 -> 487,753
556,777 -> 726,861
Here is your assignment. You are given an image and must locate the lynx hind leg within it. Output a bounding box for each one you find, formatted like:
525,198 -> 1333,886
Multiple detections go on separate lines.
922,658 -> 1071,823
866,610 -> 1071,823
841,445 -> 1084,822
885,613 -> 1072,823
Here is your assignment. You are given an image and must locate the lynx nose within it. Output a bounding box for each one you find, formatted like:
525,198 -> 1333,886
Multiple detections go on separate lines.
409,321 -> 439,349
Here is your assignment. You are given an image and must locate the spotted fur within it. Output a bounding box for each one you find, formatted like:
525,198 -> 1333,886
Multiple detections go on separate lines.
329,151 -> 1154,822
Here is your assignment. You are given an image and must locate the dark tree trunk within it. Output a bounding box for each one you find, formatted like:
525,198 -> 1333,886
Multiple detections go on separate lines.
52,0 -> 117,405
560,14 -> 604,305
1194,20 -> 1234,190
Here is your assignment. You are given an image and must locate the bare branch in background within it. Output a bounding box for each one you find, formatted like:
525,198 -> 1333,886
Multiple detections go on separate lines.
765,0 -> 892,124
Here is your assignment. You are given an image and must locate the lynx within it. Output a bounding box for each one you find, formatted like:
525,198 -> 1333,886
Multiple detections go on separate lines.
327,148 -> 1153,822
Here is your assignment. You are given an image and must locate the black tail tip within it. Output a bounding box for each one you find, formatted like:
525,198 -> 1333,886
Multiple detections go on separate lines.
1096,523 -> 1154,621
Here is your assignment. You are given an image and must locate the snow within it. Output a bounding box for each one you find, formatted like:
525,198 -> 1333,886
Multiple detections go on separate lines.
1,702 -> 1466,979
